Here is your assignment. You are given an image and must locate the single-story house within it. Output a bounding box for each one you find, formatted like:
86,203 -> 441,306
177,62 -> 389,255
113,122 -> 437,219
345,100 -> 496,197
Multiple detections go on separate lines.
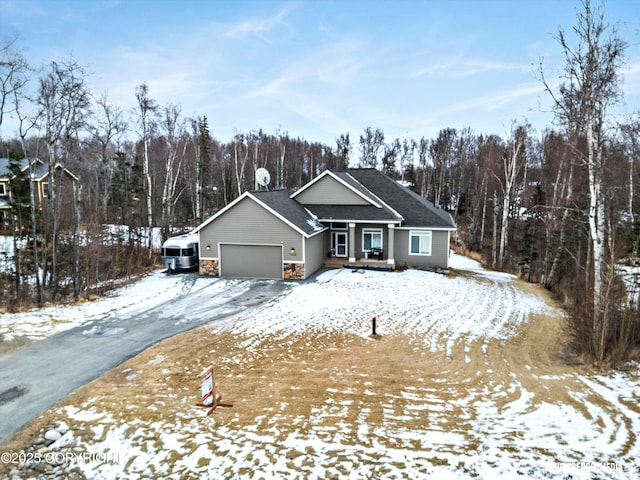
193,168 -> 456,279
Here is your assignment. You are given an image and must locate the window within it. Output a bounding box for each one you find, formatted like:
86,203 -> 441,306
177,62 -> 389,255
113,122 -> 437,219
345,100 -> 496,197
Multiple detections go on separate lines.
0,183 -> 5,196
331,222 -> 347,230
42,182 -> 49,198
363,228 -> 383,251
410,231 -> 431,255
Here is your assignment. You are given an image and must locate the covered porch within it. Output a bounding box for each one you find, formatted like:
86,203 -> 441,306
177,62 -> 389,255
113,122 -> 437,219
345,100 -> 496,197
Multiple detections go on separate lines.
323,254 -> 396,272
323,221 -> 398,268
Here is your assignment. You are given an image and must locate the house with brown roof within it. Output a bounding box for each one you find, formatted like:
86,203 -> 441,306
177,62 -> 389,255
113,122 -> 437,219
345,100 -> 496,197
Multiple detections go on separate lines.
194,168 -> 456,279
0,158 -> 79,231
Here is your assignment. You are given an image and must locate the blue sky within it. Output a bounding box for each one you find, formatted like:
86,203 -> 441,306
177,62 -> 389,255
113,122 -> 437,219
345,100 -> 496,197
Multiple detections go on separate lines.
1,0 -> 639,145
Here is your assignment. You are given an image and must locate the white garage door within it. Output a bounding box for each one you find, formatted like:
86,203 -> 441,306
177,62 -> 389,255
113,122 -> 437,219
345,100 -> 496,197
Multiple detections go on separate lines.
219,244 -> 283,279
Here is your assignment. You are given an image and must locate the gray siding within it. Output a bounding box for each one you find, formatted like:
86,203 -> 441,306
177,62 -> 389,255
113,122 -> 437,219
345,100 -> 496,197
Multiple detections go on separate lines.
295,175 -> 370,205
304,231 -> 325,277
199,196 -> 303,262
394,229 -> 451,269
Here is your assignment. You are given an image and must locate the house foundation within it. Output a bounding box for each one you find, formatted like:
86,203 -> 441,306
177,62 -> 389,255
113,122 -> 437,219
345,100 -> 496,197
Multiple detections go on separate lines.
283,262 -> 304,280
199,259 -> 219,276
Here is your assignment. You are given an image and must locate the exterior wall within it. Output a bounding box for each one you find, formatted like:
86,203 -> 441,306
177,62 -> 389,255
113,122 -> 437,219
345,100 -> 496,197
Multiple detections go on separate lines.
303,231 -> 325,278
394,229 -> 451,269
199,259 -> 219,276
199,196 -> 303,263
353,223 -> 391,260
294,175 -> 370,205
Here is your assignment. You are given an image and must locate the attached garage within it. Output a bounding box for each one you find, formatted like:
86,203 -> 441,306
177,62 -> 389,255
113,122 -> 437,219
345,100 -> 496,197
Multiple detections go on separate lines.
219,244 -> 283,279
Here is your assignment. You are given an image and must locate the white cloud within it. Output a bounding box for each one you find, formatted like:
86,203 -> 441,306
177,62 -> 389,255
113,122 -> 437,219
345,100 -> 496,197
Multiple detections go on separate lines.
224,4 -> 295,39
409,57 -> 530,80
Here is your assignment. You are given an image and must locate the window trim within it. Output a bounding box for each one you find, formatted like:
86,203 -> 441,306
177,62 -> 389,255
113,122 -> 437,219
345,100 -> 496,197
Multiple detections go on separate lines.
0,183 -> 6,196
362,228 -> 383,252
409,230 -> 432,256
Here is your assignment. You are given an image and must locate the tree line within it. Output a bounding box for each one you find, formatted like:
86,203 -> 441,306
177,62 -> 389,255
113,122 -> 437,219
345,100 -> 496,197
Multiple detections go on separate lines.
0,1 -> 638,366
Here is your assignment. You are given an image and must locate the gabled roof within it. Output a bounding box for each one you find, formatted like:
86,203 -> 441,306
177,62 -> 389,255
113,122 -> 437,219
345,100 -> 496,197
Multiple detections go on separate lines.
193,189 -> 327,238
345,169 -> 456,229
0,158 -> 28,179
292,169 -> 402,223
291,170 -> 383,208
0,158 -> 79,182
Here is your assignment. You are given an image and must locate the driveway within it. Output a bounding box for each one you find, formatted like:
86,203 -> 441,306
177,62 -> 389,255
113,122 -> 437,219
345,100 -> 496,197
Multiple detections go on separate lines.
0,274 -> 290,445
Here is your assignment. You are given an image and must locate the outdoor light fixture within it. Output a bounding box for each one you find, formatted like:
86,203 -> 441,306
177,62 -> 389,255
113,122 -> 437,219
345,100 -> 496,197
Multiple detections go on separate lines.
206,245 -> 211,251
290,247 -> 296,256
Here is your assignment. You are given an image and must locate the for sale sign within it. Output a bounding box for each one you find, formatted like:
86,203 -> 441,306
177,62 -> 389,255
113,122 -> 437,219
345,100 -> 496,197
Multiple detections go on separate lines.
200,365 -> 215,406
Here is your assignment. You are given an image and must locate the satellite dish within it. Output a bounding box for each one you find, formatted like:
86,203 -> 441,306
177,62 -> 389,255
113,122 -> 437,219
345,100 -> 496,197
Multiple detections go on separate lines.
256,168 -> 271,188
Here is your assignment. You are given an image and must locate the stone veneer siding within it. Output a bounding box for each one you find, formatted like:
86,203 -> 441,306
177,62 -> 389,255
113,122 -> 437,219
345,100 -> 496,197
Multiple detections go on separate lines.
283,262 -> 304,280
199,259 -> 219,276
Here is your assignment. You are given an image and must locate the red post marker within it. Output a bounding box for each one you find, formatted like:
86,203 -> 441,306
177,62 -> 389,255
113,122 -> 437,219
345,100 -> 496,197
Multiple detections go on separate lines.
372,316 -> 377,335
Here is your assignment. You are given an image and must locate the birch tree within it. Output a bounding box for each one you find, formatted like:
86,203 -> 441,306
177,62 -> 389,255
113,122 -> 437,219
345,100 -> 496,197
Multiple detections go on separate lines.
232,132 -> 249,195
134,83 -> 157,254
540,0 -> 627,363
497,123 -> 528,267
159,103 -> 186,230
89,94 -> 127,223
336,133 -> 351,169
359,127 -> 384,169
0,35 -> 30,132
36,58 -> 91,298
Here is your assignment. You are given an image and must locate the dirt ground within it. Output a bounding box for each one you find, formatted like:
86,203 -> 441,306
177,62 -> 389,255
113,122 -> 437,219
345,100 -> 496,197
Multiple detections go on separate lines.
1,277 -> 637,479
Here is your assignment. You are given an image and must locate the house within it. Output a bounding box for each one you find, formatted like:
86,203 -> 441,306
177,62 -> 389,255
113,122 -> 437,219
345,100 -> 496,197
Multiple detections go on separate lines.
194,168 -> 456,279
0,158 -> 79,230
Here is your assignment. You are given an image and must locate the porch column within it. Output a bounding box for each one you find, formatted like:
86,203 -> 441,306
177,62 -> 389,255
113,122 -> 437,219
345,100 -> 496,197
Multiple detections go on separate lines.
348,222 -> 356,263
387,223 -> 396,266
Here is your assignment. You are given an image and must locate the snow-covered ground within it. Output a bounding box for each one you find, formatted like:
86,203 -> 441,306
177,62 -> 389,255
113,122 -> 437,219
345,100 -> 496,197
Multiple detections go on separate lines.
2,255 -> 640,479
0,270 -> 194,342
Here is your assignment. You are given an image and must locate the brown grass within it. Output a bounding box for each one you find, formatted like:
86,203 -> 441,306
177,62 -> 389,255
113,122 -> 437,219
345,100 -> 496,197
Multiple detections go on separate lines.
2,276 -> 634,478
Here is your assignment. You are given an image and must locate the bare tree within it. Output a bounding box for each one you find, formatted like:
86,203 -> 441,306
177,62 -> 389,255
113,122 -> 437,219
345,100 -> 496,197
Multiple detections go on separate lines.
36,57 -> 92,298
232,131 -> 249,195
497,122 -> 529,267
620,117 -> 640,224
335,133 -> 351,169
0,35 -> 30,135
134,83 -> 157,254
89,93 -> 127,222
359,127 -> 385,169
429,128 -> 457,207
540,0 -> 627,363
159,103 -> 187,231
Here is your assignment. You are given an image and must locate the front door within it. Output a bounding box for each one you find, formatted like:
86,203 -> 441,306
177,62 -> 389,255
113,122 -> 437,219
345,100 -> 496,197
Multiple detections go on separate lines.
333,232 -> 348,257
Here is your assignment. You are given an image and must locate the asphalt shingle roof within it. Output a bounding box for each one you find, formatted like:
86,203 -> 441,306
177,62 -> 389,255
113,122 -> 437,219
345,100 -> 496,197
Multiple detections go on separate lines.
0,158 -> 51,180
250,189 -> 326,236
344,168 -> 456,229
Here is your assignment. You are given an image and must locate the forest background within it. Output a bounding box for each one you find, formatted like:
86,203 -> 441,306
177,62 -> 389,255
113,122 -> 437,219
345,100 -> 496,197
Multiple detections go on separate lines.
1,0 -> 639,366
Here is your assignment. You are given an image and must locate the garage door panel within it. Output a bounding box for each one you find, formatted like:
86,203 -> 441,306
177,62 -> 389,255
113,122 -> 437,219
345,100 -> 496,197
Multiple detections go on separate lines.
220,244 -> 282,279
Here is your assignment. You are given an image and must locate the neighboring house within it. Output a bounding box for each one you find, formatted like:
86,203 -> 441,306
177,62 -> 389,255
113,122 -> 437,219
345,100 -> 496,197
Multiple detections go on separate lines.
194,168 -> 456,280
0,158 -> 79,230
